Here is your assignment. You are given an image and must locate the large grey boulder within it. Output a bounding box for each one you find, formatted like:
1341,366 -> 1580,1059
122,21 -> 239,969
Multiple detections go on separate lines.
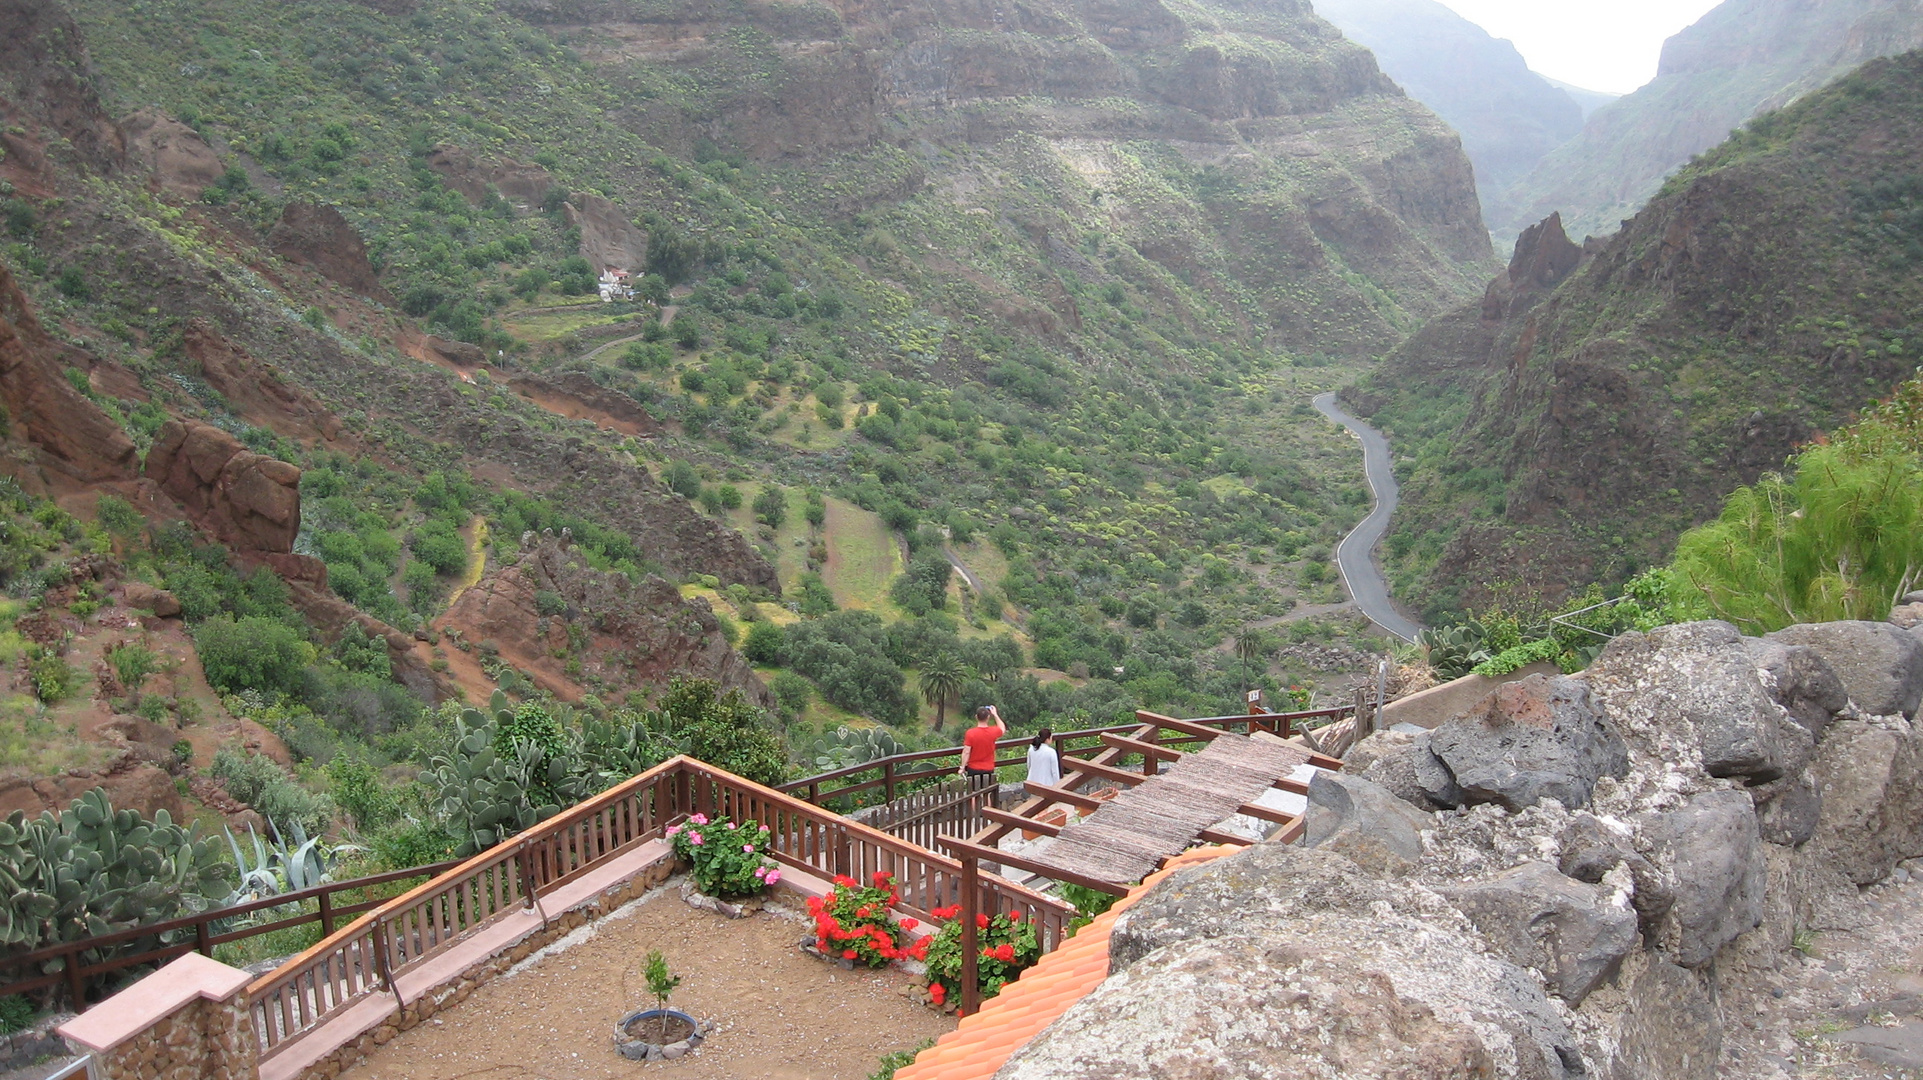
1807,716 -> 1923,884
1418,673 -> 1627,811
1348,728 -> 1457,811
1586,621 -> 1787,788
1743,636 -> 1850,740
1096,844 -> 1587,1080
997,934 -> 1501,1080
1302,770 -> 1431,874
1609,959 -> 1721,1080
1766,620 -> 1923,719
1641,790 -> 1766,966
1558,814 -> 1672,926
1444,861 -> 1638,1006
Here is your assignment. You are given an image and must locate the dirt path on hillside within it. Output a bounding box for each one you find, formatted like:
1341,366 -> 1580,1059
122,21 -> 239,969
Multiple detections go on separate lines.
338,887 -> 952,1080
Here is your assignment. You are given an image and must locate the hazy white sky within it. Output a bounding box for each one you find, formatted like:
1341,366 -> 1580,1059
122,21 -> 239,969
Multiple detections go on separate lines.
1438,0 -> 1727,95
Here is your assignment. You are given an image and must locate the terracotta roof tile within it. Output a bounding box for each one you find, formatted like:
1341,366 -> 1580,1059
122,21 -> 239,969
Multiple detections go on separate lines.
893,845 -> 1242,1080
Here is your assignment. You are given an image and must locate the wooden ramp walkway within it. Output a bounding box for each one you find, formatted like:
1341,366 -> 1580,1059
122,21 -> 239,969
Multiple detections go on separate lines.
935,709 -> 1342,1013
1040,733 -> 1307,884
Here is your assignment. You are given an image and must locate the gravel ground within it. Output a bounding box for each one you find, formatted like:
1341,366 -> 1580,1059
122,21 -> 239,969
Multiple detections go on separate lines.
337,886 -> 953,1080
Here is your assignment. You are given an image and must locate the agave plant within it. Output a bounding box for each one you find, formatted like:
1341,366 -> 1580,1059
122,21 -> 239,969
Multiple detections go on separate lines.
220,819 -> 360,906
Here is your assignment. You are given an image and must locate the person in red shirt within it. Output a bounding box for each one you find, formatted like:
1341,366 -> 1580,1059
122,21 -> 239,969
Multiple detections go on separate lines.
959,705 -> 1005,787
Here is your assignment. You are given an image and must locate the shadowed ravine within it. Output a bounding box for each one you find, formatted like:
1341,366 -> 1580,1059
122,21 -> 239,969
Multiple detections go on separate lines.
1313,392 -> 1423,644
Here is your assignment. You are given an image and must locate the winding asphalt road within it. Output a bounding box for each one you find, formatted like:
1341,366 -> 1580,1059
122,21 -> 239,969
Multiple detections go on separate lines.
1313,392 -> 1423,644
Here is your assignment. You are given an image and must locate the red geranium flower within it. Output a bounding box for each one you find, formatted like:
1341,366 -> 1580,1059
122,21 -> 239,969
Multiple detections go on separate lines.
976,913 -> 990,929
873,871 -> 893,885
843,949 -> 859,960
899,918 -> 919,931
928,983 -> 946,1004
995,943 -> 1016,962
1008,911 -> 1023,922
856,905 -> 873,919
834,875 -> 858,888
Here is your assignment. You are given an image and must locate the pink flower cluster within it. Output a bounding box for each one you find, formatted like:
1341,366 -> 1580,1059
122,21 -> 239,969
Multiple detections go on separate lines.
753,865 -> 782,885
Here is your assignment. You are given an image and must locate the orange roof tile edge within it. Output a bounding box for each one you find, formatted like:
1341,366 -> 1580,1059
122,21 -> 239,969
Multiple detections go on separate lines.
893,844 -> 1244,1080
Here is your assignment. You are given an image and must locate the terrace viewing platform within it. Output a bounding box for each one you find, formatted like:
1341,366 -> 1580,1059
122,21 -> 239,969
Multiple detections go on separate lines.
38,702 -> 1369,1080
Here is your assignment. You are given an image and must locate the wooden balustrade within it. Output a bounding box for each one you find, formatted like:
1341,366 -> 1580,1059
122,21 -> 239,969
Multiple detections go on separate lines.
0,860 -> 460,1009
244,756 -> 1073,1062
779,707 -> 1349,807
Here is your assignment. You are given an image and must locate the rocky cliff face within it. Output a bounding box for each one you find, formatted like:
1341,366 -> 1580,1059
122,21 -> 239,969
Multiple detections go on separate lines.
1347,53 -> 1923,616
1312,0 -> 1586,227
0,260 -> 136,491
1501,0 -> 1923,241
1007,616 -> 1923,1077
517,0 -> 1496,352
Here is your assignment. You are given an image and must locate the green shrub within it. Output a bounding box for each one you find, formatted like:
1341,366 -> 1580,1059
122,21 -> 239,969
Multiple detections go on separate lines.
26,648 -> 75,703
742,621 -> 784,664
194,616 -> 314,697
1472,637 -> 1565,677
210,747 -> 334,835
107,643 -> 159,692
666,815 -> 778,897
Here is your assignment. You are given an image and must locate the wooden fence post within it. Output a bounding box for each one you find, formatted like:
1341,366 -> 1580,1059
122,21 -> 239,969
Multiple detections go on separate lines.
959,855 -> 981,1017
63,946 -> 83,1010
318,889 -> 335,937
884,758 -> 897,803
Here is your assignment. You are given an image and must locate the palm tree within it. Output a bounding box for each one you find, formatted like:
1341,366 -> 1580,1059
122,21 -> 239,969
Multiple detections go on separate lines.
918,652 -> 966,732
1236,632 -> 1266,692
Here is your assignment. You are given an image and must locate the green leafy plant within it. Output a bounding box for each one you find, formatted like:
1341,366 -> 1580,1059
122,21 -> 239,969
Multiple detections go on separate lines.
666,814 -> 780,898
923,902 -> 1039,1004
25,647 -> 75,704
806,871 -> 924,968
643,949 -> 682,1040
868,1039 -> 936,1080
107,642 -> 159,693
1056,882 -> 1120,935
0,994 -> 33,1035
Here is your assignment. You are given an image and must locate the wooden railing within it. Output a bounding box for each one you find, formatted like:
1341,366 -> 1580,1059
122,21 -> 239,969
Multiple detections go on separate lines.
245,756 -> 1070,1063
779,707 -> 1350,808
0,861 -> 460,1009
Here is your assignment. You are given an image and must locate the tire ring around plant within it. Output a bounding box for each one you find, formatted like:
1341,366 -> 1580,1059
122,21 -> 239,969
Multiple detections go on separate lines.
613,1009 -> 711,1062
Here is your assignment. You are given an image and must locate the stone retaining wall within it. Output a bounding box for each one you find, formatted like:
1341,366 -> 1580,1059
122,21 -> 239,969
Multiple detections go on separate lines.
98,993 -> 255,1080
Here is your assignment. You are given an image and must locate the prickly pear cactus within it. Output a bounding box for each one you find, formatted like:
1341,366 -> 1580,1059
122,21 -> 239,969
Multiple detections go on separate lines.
0,789 -> 231,1001
423,694 -> 591,856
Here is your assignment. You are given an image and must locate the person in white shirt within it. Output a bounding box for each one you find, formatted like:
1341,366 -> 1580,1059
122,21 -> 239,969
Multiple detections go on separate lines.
1025,728 -> 1061,788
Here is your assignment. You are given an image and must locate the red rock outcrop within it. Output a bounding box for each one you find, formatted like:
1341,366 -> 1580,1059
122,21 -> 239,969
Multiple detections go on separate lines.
143,419 -> 301,553
564,193 -> 649,273
120,108 -> 223,197
0,761 -> 186,822
0,0 -> 125,175
440,538 -> 770,707
0,260 -> 137,485
1480,212 -> 1586,324
267,202 -> 396,304
183,320 -> 344,444
424,144 -> 554,209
